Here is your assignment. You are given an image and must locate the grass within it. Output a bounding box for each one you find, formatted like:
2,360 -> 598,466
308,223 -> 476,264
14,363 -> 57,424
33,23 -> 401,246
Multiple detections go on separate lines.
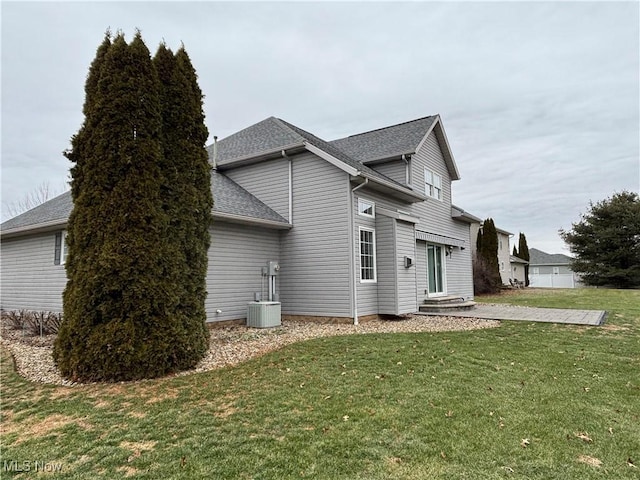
1,288 -> 639,479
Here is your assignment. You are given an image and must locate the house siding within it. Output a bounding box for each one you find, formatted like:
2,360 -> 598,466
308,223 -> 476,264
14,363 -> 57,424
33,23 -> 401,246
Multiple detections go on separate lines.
445,241 -> 473,298
225,157 -> 291,221
375,215 -> 397,314
206,222 -> 280,322
279,152 -> 352,317
371,160 -> 407,185
0,231 -> 67,311
395,220 -> 418,314
409,132 -> 474,300
354,193 -> 379,316
497,232 -> 511,284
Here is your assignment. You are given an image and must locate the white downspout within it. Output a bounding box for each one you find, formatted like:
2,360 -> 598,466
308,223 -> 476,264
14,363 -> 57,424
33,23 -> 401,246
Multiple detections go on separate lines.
289,159 -> 293,223
350,178 -> 369,325
282,150 -> 292,223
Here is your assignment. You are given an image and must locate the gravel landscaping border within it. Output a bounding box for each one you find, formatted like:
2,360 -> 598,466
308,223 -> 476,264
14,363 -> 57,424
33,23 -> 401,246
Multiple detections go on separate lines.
1,315 -> 500,386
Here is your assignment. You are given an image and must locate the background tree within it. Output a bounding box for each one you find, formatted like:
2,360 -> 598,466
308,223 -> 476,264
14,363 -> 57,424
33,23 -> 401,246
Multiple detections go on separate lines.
560,191 -> 640,288
512,245 -> 518,256
55,32 -> 210,381
473,218 -> 501,294
517,232 -> 530,286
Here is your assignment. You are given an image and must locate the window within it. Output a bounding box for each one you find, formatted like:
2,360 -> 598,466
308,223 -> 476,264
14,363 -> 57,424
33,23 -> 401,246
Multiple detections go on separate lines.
359,227 -> 377,282
358,198 -> 375,218
425,169 -> 442,200
533,267 -> 540,275
501,262 -> 505,271
553,267 -> 560,275
54,231 -> 67,265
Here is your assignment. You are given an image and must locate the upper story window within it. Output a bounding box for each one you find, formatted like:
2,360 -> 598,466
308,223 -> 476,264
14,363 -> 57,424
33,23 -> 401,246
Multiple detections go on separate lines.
359,227 -> 377,282
358,198 -> 375,218
54,231 -> 68,265
425,169 -> 442,200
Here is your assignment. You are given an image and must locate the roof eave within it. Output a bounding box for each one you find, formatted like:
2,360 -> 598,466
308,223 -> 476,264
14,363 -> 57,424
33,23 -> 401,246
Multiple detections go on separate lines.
212,212 -> 292,230
352,175 -> 426,203
0,219 -> 67,239
451,205 -> 482,224
361,151 -> 414,166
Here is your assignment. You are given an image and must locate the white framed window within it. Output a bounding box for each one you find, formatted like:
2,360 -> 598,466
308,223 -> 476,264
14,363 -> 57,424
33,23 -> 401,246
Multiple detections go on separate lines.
359,227 -> 377,282
424,168 -> 442,200
501,262 -> 505,271
54,231 -> 68,265
357,198 -> 375,218
533,267 -> 540,275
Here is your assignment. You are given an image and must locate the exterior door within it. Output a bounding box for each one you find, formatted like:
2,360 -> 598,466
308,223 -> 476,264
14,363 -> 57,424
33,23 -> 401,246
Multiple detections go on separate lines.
427,244 -> 445,295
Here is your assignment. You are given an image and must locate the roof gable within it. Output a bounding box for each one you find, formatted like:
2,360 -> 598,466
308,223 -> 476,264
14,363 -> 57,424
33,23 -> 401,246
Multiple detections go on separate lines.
330,115 -> 460,180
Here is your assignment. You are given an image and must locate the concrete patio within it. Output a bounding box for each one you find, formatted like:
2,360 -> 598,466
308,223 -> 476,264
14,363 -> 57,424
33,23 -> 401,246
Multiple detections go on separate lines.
421,303 -> 607,326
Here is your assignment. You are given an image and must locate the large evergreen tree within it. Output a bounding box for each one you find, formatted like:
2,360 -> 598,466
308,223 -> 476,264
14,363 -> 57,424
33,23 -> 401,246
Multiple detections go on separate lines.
517,232 -> 530,286
480,218 -> 501,282
560,191 -> 640,288
55,32 -> 210,381
153,43 -> 212,366
473,218 -> 501,293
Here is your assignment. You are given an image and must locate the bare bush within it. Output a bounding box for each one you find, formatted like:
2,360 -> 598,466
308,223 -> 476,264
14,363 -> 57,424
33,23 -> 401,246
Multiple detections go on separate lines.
1,309 -> 63,336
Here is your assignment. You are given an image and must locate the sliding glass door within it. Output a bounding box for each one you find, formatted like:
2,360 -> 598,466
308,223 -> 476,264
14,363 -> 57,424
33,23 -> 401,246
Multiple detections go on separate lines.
427,244 -> 445,295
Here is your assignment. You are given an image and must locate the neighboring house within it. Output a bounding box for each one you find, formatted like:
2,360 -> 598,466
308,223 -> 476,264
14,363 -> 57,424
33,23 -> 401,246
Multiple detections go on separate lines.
528,248 -> 581,288
469,222 -> 513,285
1,114 -> 476,323
509,255 -> 528,285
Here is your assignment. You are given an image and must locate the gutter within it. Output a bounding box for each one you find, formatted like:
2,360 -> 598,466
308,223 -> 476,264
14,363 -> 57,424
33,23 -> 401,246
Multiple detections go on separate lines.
212,212 -> 292,230
357,173 -> 425,203
0,219 -> 68,239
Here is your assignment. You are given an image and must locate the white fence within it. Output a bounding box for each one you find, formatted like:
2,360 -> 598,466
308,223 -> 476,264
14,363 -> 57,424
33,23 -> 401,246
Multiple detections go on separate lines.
529,273 -> 576,289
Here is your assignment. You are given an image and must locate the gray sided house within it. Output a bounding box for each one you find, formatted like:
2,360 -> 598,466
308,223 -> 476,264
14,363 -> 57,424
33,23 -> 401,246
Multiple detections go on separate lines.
1,114 -> 475,323
528,247 -> 582,288
469,222 -> 513,285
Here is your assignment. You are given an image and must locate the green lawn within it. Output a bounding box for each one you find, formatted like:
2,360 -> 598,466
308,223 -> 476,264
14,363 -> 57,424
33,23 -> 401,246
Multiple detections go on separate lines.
1,288 -> 639,479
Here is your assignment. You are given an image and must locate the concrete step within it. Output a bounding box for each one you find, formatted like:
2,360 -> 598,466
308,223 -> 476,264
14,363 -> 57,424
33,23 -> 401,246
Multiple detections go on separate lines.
422,295 -> 467,305
418,301 -> 477,314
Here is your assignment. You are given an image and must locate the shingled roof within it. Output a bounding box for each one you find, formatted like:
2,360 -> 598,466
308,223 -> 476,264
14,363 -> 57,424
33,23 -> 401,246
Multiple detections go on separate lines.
1,171 -> 289,236
529,248 -> 572,266
210,117 -> 426,202
330,115 -> 437,162
207,117 -> 305,165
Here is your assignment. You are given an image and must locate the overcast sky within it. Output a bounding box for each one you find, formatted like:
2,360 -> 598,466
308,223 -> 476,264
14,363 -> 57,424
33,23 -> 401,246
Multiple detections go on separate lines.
2,1 -> 638,254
